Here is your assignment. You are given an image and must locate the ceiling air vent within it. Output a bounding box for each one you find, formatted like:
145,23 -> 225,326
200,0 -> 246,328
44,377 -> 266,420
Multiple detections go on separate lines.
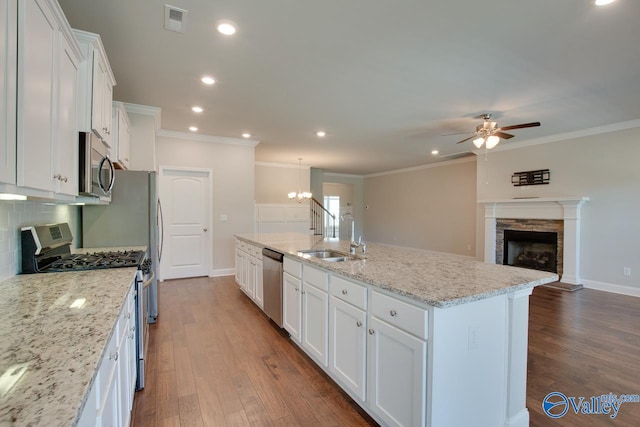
164,5 -> 188,33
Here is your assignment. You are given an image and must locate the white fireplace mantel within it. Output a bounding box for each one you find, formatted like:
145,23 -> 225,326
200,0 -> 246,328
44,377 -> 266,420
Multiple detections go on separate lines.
480,197 -> 589,285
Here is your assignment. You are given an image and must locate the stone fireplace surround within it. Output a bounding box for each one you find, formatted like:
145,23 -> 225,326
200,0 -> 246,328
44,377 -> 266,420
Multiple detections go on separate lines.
480,197 -> 589,285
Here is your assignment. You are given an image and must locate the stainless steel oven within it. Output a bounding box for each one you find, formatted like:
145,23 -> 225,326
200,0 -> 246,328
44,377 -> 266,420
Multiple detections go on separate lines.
79,132 -> 115,198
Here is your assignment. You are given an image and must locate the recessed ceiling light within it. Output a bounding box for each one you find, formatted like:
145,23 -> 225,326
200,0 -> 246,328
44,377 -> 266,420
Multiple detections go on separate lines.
189,126 -> 198,132
431,150 -> 439,155
242,133 -> 251,138
593,0 -> 616,5
192,106 -> 203,113
216,20 -> 237,35
201,76 -> 215,85
316,131 -> 326,137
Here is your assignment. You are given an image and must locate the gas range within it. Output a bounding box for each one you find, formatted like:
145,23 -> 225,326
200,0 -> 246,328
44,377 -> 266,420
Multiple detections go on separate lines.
21,223 -> 146,274
46,250 -> 145,272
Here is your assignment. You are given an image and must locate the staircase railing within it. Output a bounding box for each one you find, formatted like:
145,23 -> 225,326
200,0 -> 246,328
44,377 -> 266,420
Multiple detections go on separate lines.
310,197 -> 336,238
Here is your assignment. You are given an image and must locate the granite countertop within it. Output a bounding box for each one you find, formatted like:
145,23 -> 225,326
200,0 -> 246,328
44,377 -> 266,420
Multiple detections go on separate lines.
236,233 -> 558,308
0,247 -> 143,426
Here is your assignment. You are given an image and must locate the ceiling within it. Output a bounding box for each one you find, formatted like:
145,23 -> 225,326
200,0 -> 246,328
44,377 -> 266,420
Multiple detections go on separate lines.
57,0 -> 640,175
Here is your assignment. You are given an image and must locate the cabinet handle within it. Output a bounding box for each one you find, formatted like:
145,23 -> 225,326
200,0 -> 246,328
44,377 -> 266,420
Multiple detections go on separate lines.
126,313 -> 131,319
368,329 -> 375,335
356,321 -> 362,327
301,290 -> 305,295
341,289 -> 348,295
62,176 -> 68,183
295,287 -> 299,292
390,310 -> 397,317
110,352 -> 118,361
53,174 -> 61,180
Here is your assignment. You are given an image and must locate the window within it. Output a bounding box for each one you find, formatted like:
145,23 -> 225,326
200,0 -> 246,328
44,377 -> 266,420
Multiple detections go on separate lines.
324,195 -> 340,237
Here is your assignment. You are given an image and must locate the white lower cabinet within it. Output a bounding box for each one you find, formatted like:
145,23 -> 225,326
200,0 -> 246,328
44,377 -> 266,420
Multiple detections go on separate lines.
234,239 -> 264,307
282,271 -> 302,342
255,257 -> 264,308
301,280 -> 329,366
367,316 -> 427,427
329,296 -> 366,401
78,281 -> 136,427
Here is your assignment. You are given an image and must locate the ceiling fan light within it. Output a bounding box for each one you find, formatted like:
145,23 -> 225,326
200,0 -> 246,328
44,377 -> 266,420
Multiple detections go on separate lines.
473,137 -> 485,149
486,135 -> 500,149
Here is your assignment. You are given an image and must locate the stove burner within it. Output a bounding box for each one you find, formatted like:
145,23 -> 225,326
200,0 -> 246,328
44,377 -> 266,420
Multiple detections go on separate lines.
46,250 -> 145,272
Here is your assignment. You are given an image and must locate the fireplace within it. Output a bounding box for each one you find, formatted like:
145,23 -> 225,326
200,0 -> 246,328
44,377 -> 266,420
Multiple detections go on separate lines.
480,197 -> 589,285
503,230 -> 558,273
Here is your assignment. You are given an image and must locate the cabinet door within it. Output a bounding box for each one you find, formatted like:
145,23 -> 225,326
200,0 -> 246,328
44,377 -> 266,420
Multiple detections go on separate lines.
282,272 -> 301,342
91,53 -> 106,139
367,316 -> 427,427
255,258 -> 264,308
17,0 -> 57,191
329,296 -> 366,401
115,106 -> 130,168
245,255 -> 255,299
102,77 -> 113,146
302,283 -> 329,366
0,0 -> 16,185
234,247 -> 242,285
55,33 -> 79,195
116,330 -> 129,427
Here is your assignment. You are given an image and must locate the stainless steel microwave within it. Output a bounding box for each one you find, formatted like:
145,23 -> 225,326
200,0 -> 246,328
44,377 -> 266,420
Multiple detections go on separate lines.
79,132 -> 115,198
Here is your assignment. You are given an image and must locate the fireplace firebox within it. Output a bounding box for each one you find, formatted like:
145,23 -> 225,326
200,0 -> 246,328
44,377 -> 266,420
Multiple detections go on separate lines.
503,230 -> 558,273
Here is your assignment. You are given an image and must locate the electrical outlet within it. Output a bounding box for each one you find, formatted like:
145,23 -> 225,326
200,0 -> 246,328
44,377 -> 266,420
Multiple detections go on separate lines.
623,267 -> 631,277
468,327 -> 479,351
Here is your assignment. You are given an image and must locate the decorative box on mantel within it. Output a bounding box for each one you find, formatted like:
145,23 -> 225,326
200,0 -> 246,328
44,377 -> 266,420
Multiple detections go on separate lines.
479,197 -> 589,285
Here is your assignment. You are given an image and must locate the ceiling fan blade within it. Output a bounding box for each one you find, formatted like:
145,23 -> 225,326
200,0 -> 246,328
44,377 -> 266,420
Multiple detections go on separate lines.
494,131 -> 514,139
456,135 -> 477,144
499,121 -> 541,131
441,131 -> 475,136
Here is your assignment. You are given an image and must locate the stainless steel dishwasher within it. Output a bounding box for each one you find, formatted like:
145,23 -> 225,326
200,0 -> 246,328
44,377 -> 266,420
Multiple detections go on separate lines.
262,248 -> 284,327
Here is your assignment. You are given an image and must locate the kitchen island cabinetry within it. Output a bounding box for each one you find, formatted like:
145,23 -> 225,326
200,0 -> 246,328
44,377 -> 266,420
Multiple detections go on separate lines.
301,265 -> 329,366
16,0 -> 82,197
329,276 -> 367,402
235,233 -> 557,427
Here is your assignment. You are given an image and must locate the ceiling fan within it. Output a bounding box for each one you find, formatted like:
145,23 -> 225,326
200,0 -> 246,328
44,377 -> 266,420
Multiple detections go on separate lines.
454,114 -> 541,149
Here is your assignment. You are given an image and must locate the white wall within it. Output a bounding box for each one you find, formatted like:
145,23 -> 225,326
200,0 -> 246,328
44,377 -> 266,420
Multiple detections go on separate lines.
155,135 -> 255,274
323,174 -> 365,240
0,201 -> 78,282
363,158 -> 477,256
476,126 -> 640,293
126,107 -> 159,172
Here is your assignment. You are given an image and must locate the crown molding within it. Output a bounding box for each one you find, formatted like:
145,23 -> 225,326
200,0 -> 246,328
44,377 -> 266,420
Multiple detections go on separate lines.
157,129 -> 260,147
365,156 -> 476,178
473,118 -> 640,154
323,172 -> 365,179
255,161 -> 311,169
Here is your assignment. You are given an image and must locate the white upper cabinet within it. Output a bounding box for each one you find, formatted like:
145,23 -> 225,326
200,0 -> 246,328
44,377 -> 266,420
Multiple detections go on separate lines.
73,29 -> 116,145
0,0 -> 17,185
112,101 -> 131,169
16,0 -> 82,195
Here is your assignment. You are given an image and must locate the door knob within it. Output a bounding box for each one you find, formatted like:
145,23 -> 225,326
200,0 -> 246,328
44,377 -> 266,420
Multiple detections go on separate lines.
203,228 -> 208,232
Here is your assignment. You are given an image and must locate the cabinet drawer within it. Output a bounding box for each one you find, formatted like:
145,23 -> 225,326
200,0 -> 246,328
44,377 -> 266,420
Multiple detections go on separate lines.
238,241 -> 248,252
284,257 -> 301,278
370,291 -> 428,340
303,265 -> 328,292
251,244 -> 262,258
330,275 -> 367,310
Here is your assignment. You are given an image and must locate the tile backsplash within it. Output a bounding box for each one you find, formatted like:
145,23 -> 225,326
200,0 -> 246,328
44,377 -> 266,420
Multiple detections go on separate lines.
0,201 -> 79,282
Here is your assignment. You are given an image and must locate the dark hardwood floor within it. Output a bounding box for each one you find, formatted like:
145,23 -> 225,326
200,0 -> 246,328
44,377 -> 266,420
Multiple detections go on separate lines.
132,276 -> 640,426
131,276 -> 375,426
528,286 -> 640,426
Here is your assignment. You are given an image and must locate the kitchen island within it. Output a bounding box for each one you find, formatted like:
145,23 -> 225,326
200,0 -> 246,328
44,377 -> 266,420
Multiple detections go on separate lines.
235,233 -> 557,427
0,246 -> 144,426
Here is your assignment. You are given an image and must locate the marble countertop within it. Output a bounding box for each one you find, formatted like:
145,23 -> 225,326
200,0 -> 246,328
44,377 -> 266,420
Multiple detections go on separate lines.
236,233 -> 558,308
0,247 -> 143,426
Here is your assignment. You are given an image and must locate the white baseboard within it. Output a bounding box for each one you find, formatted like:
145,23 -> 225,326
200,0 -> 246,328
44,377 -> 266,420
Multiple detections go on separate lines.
582,279 -> 640,298
210,268 -> 235,278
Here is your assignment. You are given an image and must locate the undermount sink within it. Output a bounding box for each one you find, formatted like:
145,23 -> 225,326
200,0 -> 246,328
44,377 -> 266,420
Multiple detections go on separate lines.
298,249 -> 358,262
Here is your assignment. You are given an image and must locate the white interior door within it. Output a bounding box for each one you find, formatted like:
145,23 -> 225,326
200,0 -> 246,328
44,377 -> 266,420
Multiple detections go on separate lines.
159,167 -> 211,280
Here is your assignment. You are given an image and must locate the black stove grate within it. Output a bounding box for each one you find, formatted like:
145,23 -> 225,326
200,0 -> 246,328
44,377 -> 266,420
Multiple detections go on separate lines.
45,250 -> 145,272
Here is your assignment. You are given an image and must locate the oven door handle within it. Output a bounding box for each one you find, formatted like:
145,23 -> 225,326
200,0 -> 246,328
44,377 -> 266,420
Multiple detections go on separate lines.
97,156 -> 116,195
142,270 -> 155,289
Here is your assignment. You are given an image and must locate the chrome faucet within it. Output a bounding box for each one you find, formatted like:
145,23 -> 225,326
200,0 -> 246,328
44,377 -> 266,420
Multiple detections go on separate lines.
341,212 -> 366,255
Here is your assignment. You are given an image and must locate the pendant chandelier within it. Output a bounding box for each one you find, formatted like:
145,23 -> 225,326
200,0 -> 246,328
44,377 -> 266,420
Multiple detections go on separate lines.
288,158 -> 312,203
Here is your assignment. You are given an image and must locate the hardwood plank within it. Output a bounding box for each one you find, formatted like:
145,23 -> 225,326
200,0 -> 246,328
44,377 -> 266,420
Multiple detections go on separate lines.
178,394 -> 204,427
173,345 -> 197,397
